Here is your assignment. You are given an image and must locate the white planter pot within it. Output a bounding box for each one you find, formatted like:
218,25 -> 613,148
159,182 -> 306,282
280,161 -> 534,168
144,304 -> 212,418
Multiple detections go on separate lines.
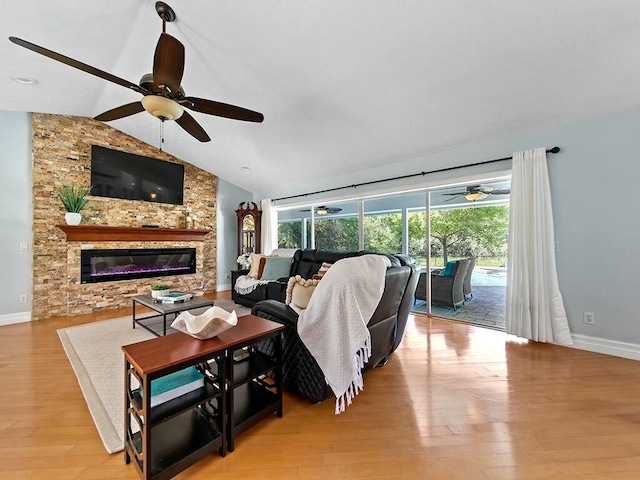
65,212 -> 82,225
151,289 -> 169,299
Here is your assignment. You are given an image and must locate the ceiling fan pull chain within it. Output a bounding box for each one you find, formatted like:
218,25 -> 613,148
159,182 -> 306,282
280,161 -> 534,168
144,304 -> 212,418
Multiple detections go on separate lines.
159,119 -> 165,151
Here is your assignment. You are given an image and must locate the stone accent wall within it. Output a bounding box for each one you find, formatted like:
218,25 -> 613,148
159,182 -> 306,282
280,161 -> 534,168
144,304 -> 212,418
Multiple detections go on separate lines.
31,113 -> 217,320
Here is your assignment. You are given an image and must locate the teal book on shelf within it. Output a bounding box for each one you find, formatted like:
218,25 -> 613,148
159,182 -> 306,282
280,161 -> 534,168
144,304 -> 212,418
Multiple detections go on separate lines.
149,366 -> 205,406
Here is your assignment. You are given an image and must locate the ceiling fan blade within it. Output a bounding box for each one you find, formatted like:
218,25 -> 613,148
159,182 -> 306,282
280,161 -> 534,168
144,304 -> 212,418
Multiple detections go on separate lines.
94,102 -> 145,122
153,33 -> 184,94
9,36 -> 146,94
443,195 -> 463,203
442,192 -> 467,196
184,97 -> 264,123
489,189 -> 511,195
175,111 -> 211,142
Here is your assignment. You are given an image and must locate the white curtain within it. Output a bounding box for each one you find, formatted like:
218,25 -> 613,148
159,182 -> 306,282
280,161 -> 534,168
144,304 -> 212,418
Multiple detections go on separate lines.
506,147 -> 573,345
261,198 -> 278,254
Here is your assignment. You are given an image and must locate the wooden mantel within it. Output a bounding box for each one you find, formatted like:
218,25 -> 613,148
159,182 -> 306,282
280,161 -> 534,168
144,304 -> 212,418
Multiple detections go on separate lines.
57,225 -> 210,242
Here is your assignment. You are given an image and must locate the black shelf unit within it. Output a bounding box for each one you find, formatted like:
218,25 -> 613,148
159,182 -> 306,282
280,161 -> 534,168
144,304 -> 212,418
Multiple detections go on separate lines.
227,347 -> 282,452
122,315 -> 284,479
124,359 -> 226,480
130,407 -> 222,479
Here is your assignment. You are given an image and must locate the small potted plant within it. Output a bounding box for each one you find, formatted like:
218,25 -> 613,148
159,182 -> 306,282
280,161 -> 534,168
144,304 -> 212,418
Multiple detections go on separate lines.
151,283 -> 170,299
56,184 -> 92,225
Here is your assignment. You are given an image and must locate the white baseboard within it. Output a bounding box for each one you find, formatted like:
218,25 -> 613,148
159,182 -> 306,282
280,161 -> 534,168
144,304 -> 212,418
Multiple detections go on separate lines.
216,283 -> 231,292
0,311 -> 32,326
571,333 -> 640,361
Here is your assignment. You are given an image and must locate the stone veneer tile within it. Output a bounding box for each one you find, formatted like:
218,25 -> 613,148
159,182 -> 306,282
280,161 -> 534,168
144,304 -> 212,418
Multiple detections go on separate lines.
31,113 -> 218,320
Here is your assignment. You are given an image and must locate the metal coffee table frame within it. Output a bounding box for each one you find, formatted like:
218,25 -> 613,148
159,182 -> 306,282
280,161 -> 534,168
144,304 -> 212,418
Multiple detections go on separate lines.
132,294 -> 216,336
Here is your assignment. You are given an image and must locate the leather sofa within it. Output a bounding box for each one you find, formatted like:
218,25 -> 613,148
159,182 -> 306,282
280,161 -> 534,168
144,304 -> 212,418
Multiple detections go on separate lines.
232,249 -> 388,308
249,249 -> 420,403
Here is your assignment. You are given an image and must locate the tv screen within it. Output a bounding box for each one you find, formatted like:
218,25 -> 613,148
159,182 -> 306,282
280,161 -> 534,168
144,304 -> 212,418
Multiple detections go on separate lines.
90,145 -> 184,205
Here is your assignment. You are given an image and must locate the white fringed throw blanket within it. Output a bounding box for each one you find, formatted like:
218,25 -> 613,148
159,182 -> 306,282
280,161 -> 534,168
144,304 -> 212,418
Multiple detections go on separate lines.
234,275 -> 268,295
297,254 -> 390,414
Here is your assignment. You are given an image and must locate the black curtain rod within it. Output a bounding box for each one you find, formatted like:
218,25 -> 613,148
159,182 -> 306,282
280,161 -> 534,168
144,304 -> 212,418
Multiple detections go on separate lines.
273,146 -> 560,203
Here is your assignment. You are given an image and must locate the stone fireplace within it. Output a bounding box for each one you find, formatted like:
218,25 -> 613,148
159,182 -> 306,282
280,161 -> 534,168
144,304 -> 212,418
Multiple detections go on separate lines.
31,113 -> 218,320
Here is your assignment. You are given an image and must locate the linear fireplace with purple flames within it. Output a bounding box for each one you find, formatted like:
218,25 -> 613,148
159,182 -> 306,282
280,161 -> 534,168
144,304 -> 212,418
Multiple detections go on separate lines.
80,248 -> 196,283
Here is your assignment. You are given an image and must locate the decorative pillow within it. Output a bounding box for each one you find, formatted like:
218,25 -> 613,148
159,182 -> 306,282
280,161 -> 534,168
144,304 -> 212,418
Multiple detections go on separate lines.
312,262 -> 333,280
248,253 -> 267,278
256,256 -> 268,279
260,256 -> 293,281
441,261 -> 456,276
286,275 -> 320,309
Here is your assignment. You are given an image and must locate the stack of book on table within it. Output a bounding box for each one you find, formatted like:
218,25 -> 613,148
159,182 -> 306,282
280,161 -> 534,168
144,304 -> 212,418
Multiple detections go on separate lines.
149,366 -> 205,407
156,291 -> 193,303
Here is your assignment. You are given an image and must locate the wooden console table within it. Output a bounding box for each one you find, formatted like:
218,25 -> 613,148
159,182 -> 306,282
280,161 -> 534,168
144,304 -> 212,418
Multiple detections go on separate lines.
122,315 -> 284,480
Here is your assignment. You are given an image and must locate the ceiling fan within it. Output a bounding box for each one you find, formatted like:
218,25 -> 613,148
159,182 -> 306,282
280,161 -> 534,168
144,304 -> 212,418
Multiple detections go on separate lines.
9,2 -> 264,143
442,185 -> 510,202
300,206 -> 343,215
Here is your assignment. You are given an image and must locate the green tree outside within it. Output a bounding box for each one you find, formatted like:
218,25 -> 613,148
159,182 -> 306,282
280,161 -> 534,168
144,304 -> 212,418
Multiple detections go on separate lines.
278,221 -> 302,248
429,206 -> 509,264
314,217 -> 359,251
363,213 -> 402,253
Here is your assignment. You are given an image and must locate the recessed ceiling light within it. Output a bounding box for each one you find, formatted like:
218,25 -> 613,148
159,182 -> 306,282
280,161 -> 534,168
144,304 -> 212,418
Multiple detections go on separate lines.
12,76 -> 38,85
241,166 -> 251,171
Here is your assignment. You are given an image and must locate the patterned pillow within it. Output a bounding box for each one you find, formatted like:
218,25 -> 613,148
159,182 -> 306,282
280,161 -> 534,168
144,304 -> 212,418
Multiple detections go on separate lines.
286,275 -> 320,309
312,262 -> 332,280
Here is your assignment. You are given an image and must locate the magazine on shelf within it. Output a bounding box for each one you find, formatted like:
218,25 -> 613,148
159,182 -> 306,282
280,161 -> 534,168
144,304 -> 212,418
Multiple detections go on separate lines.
149,366 -> 205,407
156,291 -> 193,302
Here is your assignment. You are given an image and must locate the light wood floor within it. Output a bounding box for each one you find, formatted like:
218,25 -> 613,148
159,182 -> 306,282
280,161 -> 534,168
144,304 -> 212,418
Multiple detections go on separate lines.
2,292 -> 640,479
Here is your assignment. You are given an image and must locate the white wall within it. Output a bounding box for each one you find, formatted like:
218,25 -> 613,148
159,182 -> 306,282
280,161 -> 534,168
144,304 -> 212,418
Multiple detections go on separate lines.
216,179 -> 253,291
255,107 -> 640,355
0,111 -> 32,324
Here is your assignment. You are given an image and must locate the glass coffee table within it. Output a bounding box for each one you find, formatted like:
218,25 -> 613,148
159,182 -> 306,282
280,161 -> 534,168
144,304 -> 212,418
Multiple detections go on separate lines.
132,294 -> 216,336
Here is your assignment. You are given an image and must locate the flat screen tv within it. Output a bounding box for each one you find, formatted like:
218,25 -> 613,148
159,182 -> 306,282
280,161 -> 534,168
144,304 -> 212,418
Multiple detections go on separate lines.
90,145 -> 184,205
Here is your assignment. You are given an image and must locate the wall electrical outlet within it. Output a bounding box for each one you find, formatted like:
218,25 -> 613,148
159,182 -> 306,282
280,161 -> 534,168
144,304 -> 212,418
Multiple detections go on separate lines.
19,242 -> 28,251
584,312 -> 595,325
19,294 -> 28,303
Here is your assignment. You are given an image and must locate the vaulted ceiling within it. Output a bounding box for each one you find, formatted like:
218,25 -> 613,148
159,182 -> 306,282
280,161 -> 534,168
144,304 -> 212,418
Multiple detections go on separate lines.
3,1 -> 640,193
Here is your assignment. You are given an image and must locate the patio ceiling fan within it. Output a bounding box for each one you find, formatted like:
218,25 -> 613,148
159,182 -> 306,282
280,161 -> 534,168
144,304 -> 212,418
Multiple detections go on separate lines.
443,185 -> 510,202
9,2 -> 264,143
300,206 -> 343,215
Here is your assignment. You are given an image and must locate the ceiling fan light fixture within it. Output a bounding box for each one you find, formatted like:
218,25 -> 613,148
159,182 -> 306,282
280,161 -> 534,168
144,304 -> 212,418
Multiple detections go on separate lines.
141,95 -> 183,120
316,207 -> 328,215
465,192 -> 488,201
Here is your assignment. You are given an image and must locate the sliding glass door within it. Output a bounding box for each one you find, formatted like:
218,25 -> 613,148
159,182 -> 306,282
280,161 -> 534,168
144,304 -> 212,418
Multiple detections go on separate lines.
273,179 -> 508,331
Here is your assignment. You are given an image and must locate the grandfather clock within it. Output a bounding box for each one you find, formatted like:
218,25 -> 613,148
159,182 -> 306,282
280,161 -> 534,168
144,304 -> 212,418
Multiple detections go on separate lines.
236,202 -> 262,256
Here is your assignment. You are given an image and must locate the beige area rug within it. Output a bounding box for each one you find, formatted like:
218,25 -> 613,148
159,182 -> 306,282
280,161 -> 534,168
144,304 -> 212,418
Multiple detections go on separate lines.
57,298 -> 251,454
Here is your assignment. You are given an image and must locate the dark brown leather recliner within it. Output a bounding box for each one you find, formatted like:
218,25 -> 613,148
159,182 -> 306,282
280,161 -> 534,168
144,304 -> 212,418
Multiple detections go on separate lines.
250,251 -> 420,403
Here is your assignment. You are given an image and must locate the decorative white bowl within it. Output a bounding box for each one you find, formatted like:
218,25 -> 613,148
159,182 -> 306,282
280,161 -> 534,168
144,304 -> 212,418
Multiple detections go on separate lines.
171,306 -> 238,340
